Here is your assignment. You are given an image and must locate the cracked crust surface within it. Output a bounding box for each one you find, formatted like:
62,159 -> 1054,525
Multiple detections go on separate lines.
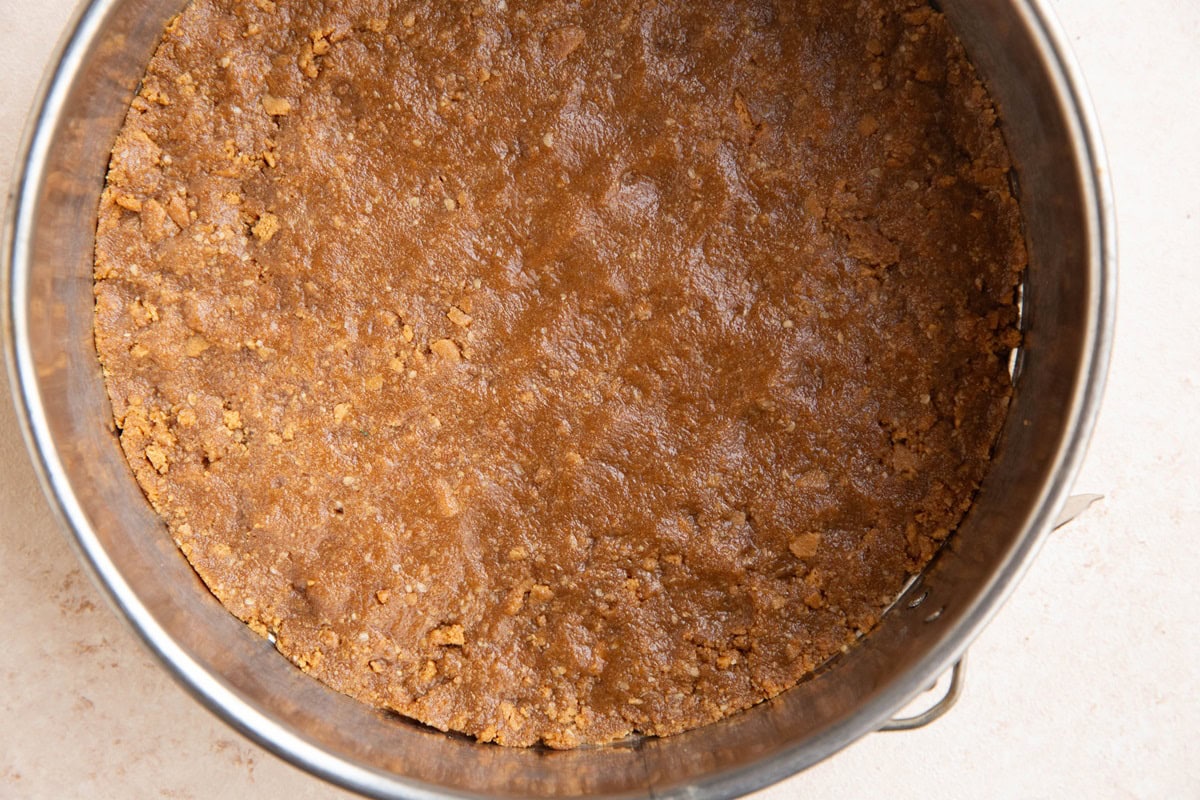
94,0 -> 1025,748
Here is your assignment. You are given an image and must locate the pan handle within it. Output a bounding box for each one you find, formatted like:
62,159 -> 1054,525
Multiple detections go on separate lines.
879,657 -> 966,732
879,492 -> 1100,732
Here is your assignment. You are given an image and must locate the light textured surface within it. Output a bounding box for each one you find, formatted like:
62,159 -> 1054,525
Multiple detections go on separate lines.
1,0 -> 1197,797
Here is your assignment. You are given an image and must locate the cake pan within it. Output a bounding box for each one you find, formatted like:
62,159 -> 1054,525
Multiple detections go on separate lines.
3,0 -> 1114,797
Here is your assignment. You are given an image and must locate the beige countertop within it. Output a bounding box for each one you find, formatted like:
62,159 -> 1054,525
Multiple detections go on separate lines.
2,1 -> 1197,797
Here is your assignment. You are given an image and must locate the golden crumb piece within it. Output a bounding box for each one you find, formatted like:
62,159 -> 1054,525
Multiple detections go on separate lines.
333,402 -> 352,423
789,533 -> 822,559
114,194 -> 142,212
262,94 -> 291,116
528,584 -> 555,604
447,306 -> 473,327
252,212 -> 281,241
431,338 -> 462,363
427,623 -> 465,647
144,445 -> 169,474
166,195 -> 190,228
185,335 -> 209,357
140,198 -> 173,243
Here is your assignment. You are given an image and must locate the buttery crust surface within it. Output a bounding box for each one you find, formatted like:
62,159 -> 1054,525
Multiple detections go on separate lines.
94,0 -> 1025,748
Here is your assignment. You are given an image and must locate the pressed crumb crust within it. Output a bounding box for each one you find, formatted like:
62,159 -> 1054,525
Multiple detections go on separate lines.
94,0 -> 1025,748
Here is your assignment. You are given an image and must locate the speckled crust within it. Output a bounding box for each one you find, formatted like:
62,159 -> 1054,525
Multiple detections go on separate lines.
93,0 -> 1025,748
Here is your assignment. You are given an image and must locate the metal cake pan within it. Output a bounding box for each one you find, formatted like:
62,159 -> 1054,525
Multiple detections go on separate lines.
3,0 -> 1115,797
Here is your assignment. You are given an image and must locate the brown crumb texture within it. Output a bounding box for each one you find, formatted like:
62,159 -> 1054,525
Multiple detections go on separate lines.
93,0 -> 1025,748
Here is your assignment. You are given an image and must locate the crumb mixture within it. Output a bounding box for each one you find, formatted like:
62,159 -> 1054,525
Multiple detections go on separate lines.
94,0 -> 1025,748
